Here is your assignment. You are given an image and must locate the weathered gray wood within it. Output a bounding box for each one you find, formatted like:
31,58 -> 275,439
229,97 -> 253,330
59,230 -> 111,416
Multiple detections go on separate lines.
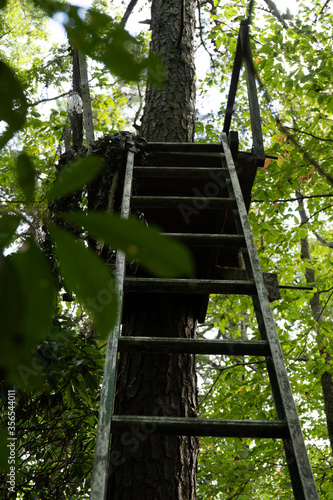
118,337 -> 271,356
160,233 -> 245,247
144,142 -> 223,152
133,166 -> 228,178
263,272 -> 281,302
221,133 -> 319,499
78,51 -> 95,151
124,278 -> 256,294
240,22 -> 265,167
90,152 -> 135,500
223,31 -> 243,135
111,416 -> 289,439
131,196 -> 237,209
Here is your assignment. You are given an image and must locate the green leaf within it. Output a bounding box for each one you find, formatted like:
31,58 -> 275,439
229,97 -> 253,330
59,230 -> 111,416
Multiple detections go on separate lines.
0,61 -> 27,149
0,215 -> 21,249
64,211 -> 194,277
32,0 -> 163,84
13,239 -> 55,341
16,153 -> 36,201
0,239 -> 55,385
47,156 -> 103,201
48,224 -> 117,338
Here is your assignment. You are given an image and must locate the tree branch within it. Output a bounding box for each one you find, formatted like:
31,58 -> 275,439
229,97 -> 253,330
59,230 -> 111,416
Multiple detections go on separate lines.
254,70 -> 333,186
120,0 -> 139,27
284,126 -> 333,143
253,193 -> 333,203
199,360 -> 265,406
196,0 -> 216,67
27,91 -> 71,108
313,232 -> 333,249
261,0 -> 288,29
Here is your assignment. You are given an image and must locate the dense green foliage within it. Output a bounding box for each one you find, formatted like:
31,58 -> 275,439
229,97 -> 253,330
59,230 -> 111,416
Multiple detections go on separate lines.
0,0 -> 332,498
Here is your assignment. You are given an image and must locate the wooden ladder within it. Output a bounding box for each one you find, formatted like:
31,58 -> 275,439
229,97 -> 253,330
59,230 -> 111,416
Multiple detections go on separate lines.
90,133 -> 319,500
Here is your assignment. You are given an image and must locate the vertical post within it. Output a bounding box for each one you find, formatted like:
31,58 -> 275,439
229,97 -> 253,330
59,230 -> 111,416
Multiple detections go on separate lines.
239,21 -> 265,166
223,31 -> 243,135
78,52 -> 95,151
70,48 -> 83,151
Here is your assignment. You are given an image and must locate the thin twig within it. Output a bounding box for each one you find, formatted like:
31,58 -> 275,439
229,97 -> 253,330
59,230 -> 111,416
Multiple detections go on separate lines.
253,193 -> 333,203
284,126 -> 333,143
28,91 -> 71,108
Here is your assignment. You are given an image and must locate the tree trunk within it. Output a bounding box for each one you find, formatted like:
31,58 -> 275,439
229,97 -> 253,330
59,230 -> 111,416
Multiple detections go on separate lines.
107,1 -> 198,498
297,192 -> 333,455
140,0 -> 196,142
70,48 -> 83,151
78,51 -> 95,151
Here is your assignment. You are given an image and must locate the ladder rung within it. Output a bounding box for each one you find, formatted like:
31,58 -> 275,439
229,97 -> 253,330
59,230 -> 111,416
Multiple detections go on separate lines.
131,196 -> 236,209
111,416 -> 289,438
124,278 -> 256,295
161,233 -> 245,247
133,166 -> 228,179
143,142 -> 224,153
118,337 -> 271,356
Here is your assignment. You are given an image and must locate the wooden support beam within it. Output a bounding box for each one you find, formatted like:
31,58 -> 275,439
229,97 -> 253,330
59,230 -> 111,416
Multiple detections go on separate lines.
161,233 -> 245,247
124,278 -> 256,295
118,337 -> 271,356
131,196 -> 237,209
111,416 -> 290,439
133,166 -> 229,179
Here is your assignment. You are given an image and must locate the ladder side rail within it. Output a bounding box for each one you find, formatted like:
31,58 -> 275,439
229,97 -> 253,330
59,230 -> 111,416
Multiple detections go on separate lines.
252,294 -> 309,498
221,133 -> 319,499
239,21 -> 265,167
221,157 -> 304,487
223,151 -> 312,498
90,152 -> 135,500
223,29 -> 243,135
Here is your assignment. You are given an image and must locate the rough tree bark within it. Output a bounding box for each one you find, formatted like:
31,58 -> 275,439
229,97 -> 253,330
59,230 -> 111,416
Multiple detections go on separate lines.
107,1 -> 199,498
140,0 -> 196,142
297,192 -> 333,456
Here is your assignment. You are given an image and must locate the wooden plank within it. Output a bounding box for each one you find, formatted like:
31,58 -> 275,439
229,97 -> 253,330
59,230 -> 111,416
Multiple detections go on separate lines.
124,278 -> 256,295
143,152 -> 223,167
131,196 -> 237,209
133,166 -> 229,179
161,233 -> 245,247
111,416 -> 289,439
118,337 -> 271,356
144,142 -> 223,152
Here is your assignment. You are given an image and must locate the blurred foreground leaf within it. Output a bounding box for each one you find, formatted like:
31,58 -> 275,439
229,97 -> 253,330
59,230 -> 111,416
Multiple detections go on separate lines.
65,211 -> 194,277
48,156 -> 103,200
48,224 -> 117,338
16,153 -> 36,202
0,239 -> 55,386
0,61 -> 27,149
